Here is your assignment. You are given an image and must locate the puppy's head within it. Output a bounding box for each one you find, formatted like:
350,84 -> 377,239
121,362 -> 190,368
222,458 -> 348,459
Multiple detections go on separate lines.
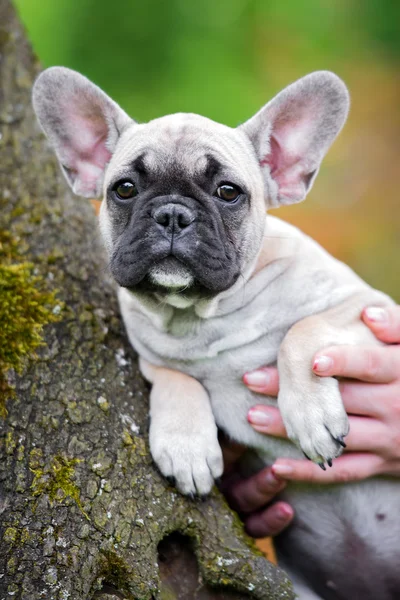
33,68 -> 349,307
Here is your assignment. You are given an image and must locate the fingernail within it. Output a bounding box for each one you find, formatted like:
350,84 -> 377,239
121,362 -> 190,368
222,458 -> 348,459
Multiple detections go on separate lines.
277,504 -> 293,520
265,470 -> 282,486
313,355 -> 333,373
248,408 -> 271,426
244,370 -> 270,387
365,307 -> 387,323
272,464 -> 293,478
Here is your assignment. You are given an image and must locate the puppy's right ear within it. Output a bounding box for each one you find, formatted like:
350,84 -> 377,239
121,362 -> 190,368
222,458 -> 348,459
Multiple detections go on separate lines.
32,67 -> 134,198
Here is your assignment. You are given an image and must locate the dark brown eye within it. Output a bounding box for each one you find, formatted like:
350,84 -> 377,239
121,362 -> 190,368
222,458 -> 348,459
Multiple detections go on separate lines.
114,180 -> 138,200
215,183 -> 242,202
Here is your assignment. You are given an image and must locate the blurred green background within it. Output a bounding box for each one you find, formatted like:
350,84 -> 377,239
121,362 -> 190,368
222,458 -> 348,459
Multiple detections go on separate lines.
15,0 -> 400,300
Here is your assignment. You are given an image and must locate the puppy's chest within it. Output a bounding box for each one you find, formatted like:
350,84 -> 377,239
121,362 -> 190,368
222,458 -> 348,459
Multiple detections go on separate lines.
129,261 -> 341,372
132,295 -> 290,373
122,262 -> 360,455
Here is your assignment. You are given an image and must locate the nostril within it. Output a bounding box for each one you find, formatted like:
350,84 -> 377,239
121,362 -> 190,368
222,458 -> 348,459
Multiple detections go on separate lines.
153,207 -> 170,227
152,203 -> 195,231
158,212 -> 170,226
177,213 -> 190,229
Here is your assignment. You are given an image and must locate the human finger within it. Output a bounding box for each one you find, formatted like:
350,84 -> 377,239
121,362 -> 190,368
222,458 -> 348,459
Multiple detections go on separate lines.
271,453 -> 384,484
339,380 -> 394,418
330,415 -> 388,452
247,405 -> 287,437
243,367 -> 280,396
312,345 -> 400,383
245,501 -> 294,538
225,466 -> 286,514
362,306 -> 400,344
248,401 -> 388,451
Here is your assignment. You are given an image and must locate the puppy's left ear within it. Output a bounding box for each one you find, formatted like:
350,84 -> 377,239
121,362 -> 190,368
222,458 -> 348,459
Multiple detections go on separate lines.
239,71 -> 349,207
32,67 -> 134,198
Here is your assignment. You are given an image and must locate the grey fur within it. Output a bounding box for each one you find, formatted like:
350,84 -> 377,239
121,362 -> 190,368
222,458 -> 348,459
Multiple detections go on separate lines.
33,68 -> 400,599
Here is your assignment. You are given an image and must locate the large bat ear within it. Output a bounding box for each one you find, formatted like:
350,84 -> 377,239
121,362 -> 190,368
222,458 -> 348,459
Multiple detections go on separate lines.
32,67 -> 134,198
239,71 -> 349,207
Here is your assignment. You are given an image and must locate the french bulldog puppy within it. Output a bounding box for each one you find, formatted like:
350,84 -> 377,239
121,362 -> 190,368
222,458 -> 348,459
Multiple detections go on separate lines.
33,68 -> 400,599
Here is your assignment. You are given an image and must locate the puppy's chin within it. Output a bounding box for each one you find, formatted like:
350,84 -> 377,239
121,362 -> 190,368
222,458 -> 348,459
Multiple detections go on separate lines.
148,257 -> 194,290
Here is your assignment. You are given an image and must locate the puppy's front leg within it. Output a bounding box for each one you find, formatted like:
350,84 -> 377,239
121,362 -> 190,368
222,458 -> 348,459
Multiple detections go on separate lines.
140,359 -> 223,496
277,293 -> 391,467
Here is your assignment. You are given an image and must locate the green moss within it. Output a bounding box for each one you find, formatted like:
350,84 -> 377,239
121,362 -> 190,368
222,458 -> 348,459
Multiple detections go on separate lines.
30,455 -> 89,519
122,430 -> 133,446
160,586 -> 178,600
0,229 -> 62,414
100,551 -> 133,596
5,430 -> 16,455
3,527 -> 18,545
29,447 -> 44,469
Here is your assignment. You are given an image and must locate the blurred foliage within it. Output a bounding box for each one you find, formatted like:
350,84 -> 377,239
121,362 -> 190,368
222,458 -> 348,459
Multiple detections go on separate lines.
14,0 -> 400,300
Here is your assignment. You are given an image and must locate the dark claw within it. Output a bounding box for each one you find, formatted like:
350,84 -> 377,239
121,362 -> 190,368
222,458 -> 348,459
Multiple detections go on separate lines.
303,452 -> 312,461
318,462 -> 326,471
335,436 -> 347,448
327,458 -> 333,468
166,476 -> 176,486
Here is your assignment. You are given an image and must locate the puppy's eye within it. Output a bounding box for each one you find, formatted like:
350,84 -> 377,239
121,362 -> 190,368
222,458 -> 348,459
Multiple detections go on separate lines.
215,183 -> 242,202
113,180 -> 138,200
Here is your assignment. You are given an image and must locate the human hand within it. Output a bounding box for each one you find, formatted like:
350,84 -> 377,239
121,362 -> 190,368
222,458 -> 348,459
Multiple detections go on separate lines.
220,305 -> 400,538
219,436 -> 294,538
245,305 -> 400,484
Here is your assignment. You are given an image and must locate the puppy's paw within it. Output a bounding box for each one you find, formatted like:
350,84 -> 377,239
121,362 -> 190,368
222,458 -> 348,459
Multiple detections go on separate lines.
280,386 -> 349,468
150,429 -> 223,496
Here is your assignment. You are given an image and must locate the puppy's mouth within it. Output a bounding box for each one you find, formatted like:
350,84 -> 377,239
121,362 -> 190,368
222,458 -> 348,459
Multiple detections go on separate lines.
110,195 -> 241,297
125,256 -> 215,305
148,257 -> 194,290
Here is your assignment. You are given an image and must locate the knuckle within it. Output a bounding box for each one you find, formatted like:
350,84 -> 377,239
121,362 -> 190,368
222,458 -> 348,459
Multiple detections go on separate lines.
362,349 -> 381,379
331,349 -> 346,374
333,467 -> 356,483
229,485 -> 249,512
388,346 -> 400,373
390,398 -> 400,419
299,464 -> 324,483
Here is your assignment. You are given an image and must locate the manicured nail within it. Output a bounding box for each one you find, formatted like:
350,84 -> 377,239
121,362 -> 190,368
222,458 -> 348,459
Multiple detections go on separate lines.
277,504 -> 293,520
248,408 -> 270,426
365,307 -> 387,323
244,370 -> 270,387
313,355 -> 333,373
272,463 -> 293,477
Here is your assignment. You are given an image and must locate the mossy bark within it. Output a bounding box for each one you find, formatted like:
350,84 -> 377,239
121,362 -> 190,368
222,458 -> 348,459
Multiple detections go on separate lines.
0,2 -> 294,598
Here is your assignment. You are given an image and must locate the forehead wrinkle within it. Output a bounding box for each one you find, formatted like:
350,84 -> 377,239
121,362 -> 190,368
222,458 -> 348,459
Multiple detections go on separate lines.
194,154 -> 208,174
107,115 -> 259,190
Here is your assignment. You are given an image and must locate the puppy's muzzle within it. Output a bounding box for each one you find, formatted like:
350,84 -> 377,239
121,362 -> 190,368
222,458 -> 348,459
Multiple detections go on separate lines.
152,203 -> 195,239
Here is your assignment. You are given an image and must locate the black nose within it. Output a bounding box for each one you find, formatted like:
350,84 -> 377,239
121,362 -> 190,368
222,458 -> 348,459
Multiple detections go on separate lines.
152,203 -> 195,234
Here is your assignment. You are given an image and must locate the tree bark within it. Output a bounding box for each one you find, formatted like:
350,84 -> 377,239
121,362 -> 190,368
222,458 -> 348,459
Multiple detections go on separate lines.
0,2 -> 294,598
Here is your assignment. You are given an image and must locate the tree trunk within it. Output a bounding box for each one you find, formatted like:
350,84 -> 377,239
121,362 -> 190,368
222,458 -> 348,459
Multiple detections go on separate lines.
0,2 -> 294,598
